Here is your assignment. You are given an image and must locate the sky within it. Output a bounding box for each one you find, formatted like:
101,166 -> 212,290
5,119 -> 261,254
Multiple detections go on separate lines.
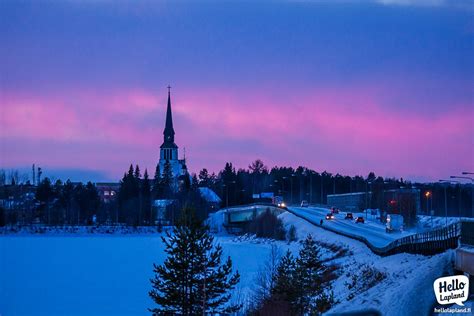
0,0 -> 473,183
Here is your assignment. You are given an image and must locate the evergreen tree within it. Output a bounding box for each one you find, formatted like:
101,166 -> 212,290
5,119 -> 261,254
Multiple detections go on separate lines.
152,164 -> 161,199
149,211 -> 240,315
295,234 -> 324,314
128,164 -> 134,178
142,169 -> 152,225
271,250 -> 299,310
134,165 -> 141,179
161,160 -> 173,198
198,168 -> 210,187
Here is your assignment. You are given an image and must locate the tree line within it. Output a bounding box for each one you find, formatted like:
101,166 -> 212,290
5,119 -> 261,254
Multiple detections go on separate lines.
193,160 -> 473,218
0,161 -> 472,227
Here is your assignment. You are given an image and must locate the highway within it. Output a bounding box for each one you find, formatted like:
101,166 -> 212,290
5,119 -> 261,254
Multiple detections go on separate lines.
288,206 -> 414,248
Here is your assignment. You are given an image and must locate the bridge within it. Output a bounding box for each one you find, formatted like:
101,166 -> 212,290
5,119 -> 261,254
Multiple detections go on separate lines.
219,203 -> 286,233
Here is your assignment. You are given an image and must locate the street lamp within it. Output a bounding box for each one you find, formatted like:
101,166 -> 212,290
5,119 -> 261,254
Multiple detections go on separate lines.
290,174 -> 296,205
282,177 -> 287,203
365,181 -> 372,219
452,174 -> 474,218
425,190 -> 432,227
446,178 -> 462,220
439,180 -> 454,227
320,173 -> 324,205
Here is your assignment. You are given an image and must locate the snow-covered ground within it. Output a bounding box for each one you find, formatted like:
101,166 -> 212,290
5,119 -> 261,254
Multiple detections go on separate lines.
0,212 -> 460,316
0,234 -> 275,316
280,212 -> 456,316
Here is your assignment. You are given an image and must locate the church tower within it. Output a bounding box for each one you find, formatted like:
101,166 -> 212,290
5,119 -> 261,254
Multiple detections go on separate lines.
158,86 -> 187,179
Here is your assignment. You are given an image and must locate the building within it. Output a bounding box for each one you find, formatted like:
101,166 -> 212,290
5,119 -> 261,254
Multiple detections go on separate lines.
327,192 -> 371,212
327,188 -> 421,219
95,182 -> 120,203
158,87 -> 188,180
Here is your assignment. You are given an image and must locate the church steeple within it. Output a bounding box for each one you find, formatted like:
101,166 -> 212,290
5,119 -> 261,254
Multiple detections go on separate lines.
163,85 -> 175,144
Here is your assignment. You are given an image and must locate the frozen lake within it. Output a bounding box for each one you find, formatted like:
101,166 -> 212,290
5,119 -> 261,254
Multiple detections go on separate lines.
0,235 -> 273,316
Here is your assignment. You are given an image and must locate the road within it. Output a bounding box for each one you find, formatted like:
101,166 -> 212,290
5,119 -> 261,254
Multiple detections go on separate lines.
288,206 -> 414,248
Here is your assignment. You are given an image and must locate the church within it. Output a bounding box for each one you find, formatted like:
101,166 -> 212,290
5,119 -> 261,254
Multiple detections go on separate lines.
158,87 -> 188,181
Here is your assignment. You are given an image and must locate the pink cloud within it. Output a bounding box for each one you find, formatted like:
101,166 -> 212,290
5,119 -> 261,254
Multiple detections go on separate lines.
1,86 -> 472,181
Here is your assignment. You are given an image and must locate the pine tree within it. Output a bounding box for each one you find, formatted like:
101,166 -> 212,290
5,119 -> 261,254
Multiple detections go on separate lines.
271,250 -> 298,304
142,169 -> 152,225
198,168 -> 209,187
295,234 -> 324,314
161,160 -> 173,198
152,164 -> 161,199
149,211 -> 240,315
134,165 -> 141,179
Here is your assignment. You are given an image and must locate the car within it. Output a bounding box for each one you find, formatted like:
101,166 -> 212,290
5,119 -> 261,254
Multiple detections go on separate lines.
325,213 -> 335,220
300,200 -> 309,207
331,208 -> 340,214
355,217 -> 365,223
345,212 -> 353,220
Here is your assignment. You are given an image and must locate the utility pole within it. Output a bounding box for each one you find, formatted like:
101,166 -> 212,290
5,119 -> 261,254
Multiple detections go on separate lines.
320,174 -> 324,205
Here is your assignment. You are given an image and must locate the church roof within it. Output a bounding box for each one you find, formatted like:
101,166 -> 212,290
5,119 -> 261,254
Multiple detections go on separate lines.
163,86 -> 175,143
198,187 -> 222,204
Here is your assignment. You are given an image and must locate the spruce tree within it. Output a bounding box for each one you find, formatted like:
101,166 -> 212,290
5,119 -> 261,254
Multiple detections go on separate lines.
142,169 -> 152,225
161,160 -> 173,198
152,164 -> 161,199
295,234 -> 324,314
149,211 -> 240,315
271,250 -> 299,309
134,164 -> 141,179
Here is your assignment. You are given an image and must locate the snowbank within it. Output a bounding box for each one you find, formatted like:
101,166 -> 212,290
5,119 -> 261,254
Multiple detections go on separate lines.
279,212 -> 455,316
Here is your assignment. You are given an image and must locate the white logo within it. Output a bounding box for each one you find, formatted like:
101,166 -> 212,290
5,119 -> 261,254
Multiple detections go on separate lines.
433,275 -> 469,306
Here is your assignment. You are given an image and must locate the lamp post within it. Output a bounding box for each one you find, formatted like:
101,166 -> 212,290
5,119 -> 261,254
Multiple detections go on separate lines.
222,184 -> 228,208
366,181 -> 372,219
425,191 -> 432,228
451,174 -> 474,218
282,177 -> 287,203
320,173 -> 324,205
309,171 -> 313,205
439,180 -> 454,227
290,174 -> 296,205
447,178 -> 462,220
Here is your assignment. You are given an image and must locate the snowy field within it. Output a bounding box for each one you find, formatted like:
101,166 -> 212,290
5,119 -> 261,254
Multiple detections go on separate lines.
0,234 -> 275,316
0,212 -> 458,316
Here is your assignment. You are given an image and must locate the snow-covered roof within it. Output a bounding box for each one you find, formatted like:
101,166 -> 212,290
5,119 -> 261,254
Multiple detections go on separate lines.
198,187 -> 222,203
153,199 -> 175,207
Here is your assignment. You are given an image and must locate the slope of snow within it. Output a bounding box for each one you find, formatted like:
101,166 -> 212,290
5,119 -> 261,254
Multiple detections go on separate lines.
0,211 -> 456,316
279,212 -> 454,316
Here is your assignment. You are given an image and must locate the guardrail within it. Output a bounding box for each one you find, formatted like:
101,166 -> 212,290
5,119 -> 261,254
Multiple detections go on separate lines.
286,208 -> 464,257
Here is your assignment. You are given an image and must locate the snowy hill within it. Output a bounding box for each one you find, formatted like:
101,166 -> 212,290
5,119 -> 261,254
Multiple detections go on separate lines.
0,211 -> 456,316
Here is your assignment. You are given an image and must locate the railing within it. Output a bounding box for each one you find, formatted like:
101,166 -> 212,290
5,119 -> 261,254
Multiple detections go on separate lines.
286,207 -> 465,257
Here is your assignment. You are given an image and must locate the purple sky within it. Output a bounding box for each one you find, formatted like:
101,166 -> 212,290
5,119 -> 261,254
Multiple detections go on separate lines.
1,0 -> 473,182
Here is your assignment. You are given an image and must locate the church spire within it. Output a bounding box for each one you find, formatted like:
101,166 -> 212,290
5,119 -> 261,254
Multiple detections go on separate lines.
163,85 -> 175,143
